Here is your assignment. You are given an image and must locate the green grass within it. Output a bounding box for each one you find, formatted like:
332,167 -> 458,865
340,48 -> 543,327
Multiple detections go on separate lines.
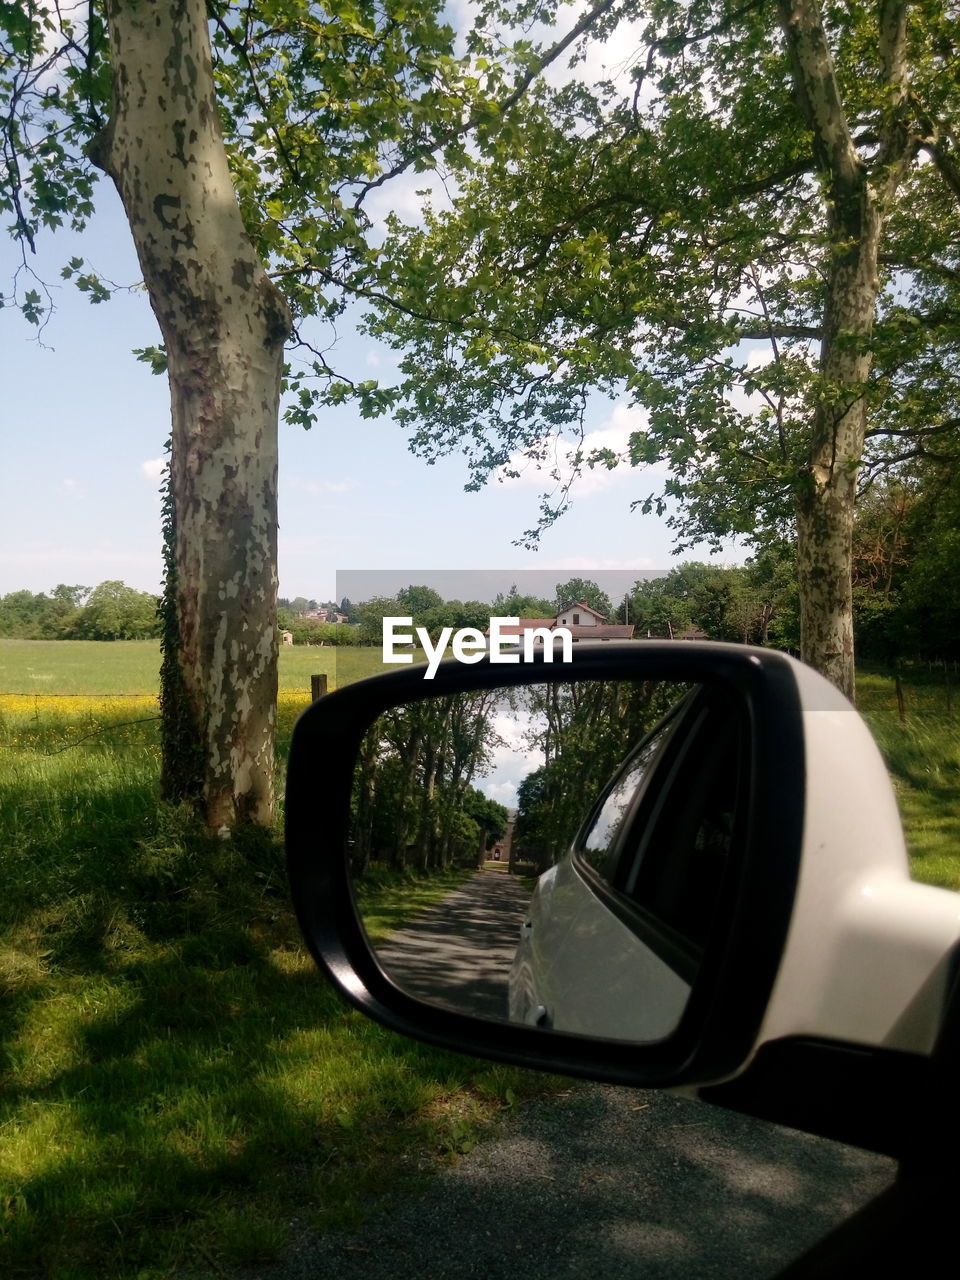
3,649 -> 959,1275
859,669 -> 960,890
0,698 -> 554,1279
0,638 -> 406,696
0,639 -> 164,695
355,866 -> 477,942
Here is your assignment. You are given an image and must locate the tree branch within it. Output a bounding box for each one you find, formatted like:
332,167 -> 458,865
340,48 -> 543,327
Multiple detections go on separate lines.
922,137 -> 960,206
353,0 -> 622,210
866,418 -> 960,440
776,0 -> 863,190
874,0 -> 917,201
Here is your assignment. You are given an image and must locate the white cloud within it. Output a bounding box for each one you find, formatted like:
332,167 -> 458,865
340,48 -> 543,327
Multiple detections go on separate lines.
496,401 -> 668,497
364,168 -> 453,234
492,707 -> 529,752
547,555 -> 660,571
287,477 -> 356,496
745,345 -> 777,369
484,779 -> 520,806
140,458 -> 167,479
477,705 -> 539,808
545,7 -> 650,100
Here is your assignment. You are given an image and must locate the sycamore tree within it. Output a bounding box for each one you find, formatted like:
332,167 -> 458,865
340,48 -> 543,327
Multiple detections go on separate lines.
359,0 -> 960,697
3,0 -> 484,829
2,0 -> 617,828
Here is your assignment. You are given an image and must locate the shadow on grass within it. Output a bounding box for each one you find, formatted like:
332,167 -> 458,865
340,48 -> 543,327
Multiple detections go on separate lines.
0,793 -> 534,1279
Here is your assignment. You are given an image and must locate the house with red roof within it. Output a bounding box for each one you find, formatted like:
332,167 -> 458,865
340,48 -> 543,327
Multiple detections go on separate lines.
488,601 -> 635,644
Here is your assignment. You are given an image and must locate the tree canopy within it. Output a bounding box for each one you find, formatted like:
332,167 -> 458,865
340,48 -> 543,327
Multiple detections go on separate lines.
6,0 -> 958,742
555,577 -> 614,619
358,0 -> 960,695
352,690 -> 506,873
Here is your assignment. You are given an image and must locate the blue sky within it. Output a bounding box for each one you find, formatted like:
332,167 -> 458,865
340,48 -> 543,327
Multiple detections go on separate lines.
1,174 -> 747,605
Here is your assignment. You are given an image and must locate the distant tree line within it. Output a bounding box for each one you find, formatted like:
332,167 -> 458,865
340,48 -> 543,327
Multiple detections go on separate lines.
0,582 -> 160,641
616,475 -> 960,665
342,580 -> 623,646
622,553 -> 800,651
621,512 -> 959,665
5,535 -> 948,663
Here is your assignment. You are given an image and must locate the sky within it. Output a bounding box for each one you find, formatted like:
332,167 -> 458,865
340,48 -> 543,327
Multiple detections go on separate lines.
0,7 -> 749,607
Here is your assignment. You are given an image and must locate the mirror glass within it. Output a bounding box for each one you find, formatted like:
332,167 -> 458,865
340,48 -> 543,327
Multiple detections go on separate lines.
349,678 -> 744,1044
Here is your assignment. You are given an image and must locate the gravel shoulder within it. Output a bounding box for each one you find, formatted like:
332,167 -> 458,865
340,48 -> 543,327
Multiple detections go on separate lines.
233,1082 -> 895,1280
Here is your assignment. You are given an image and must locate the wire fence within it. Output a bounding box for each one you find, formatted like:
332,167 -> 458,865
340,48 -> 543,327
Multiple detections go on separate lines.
860,664 -> 958,725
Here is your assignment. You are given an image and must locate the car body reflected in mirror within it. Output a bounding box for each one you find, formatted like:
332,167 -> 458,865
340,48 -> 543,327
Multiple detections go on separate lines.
346,676 -> 744,1044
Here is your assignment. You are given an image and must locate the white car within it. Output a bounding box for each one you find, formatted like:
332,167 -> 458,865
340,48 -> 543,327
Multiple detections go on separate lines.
286,641 -> 960,1274
508,683 -> 732,1041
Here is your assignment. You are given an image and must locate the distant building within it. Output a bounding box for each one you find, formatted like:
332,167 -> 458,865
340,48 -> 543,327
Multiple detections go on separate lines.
488,810 -> 518,868
488,601 -> 635,644
554,601 -> 607,628
304,608 -> 351,624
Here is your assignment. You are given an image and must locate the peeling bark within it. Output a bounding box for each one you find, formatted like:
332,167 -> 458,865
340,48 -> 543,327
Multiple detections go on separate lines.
778,0 -> 914,698
793,172 -> 879,699
91,0 -> 292,827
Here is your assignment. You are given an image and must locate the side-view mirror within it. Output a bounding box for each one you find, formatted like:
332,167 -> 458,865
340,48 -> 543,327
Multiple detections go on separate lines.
285,643 -> 960,1158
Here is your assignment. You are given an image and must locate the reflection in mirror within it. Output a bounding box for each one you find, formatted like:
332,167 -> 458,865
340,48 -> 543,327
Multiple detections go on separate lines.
348,678 -> 741,1043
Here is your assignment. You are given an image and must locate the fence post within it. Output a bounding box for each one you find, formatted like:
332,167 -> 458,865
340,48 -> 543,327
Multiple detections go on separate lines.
310,673 -> 328,703
895,674 -> 906,725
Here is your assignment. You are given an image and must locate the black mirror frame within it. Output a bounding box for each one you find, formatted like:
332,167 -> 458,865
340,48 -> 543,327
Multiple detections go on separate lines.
285,642 -> 806,1088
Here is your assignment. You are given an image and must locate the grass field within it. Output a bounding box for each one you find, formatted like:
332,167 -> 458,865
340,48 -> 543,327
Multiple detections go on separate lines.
0,637 -> 395,696
859,669 -> 960,891
2,646 -> 959,1276
0,654 -> 549,1279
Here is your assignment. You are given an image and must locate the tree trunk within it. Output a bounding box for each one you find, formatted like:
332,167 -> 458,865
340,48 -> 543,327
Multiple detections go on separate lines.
778,0 -> 912,699
794,192 -> 879,700
90,0 -> 292,828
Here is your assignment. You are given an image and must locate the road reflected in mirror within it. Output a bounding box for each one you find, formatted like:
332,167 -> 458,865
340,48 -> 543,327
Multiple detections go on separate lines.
373,872 -> 531,1021
349,677 -> 741,1044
